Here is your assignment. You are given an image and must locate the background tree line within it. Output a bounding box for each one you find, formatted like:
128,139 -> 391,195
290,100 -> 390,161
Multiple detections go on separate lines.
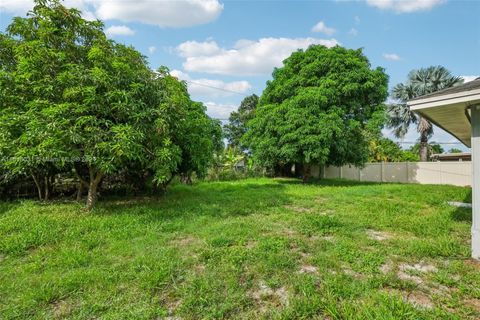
224,54 -> 465,176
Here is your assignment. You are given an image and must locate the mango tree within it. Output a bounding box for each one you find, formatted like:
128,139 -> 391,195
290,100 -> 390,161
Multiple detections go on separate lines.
243,45 -> 389,181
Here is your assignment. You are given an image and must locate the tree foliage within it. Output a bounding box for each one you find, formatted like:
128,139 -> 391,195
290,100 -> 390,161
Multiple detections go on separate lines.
368,138 -> 419,162
448,148 -> 462,154
408,142 -> 444,161
387,66 -> 463,161
243,45 -> 388,180
224,94 -> 258,150
0,0 -> 220,208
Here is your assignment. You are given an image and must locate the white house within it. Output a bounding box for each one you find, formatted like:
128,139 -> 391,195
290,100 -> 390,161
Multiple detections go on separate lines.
408,78 -> 480,260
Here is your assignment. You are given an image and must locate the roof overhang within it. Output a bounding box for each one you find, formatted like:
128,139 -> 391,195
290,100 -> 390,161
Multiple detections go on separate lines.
407,88 -> 480,148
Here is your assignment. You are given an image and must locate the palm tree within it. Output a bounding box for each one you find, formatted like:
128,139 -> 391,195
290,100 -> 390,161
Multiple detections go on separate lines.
387,66 -> 463,161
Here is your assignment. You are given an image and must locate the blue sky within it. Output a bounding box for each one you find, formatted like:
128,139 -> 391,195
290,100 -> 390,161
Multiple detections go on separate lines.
1,0 -> 479,151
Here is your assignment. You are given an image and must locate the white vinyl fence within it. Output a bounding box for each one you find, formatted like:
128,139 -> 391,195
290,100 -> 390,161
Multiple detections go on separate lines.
315,162 -> 471,187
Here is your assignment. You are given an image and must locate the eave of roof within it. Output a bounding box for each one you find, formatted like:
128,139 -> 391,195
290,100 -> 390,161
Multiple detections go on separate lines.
406,81 -> 480,148
409,78 -> 480,102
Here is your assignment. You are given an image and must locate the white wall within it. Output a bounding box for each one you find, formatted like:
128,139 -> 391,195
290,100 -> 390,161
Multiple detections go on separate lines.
317,162 -> 471,187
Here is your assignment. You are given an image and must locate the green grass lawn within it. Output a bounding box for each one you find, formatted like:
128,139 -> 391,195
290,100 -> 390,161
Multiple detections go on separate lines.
0,178 -> 479,319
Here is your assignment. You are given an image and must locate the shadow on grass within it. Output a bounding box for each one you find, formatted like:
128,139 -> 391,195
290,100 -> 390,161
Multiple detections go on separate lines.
0,202 -> 18,216
96,180 -> 291,221
275,177 -> 384,187
451,189 -> 472,222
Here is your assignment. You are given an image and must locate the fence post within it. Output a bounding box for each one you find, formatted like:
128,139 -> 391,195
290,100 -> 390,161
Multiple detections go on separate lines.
405,162 -> 409,183
339,166 -> 343,179
381,162 -> 385,182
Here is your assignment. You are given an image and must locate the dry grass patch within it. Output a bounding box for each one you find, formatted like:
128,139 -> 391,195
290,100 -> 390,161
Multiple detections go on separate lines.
366,229 -> 393,241
169,235 -> 203,247
51,299 -> 74,319
284,204 -> 311,213
250,281 -> 289,312
464,298 -> 480,312
299,264 -> 319,274
384,288 -> 434,309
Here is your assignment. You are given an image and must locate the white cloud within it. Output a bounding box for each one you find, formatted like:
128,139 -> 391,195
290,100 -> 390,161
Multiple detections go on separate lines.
348,28 -> 358,36
170,70 -> 251,98
365,0 -> 445,13
176,40 -> 222,58
148,46 -> 157,54
0,0 -> 223,28
354,15 -> 361,24
311,21 -> 336,35
178,37 -> 340,76
0,0 -> 33,14
105,25 -> 135,36
461,75 -> 479,83
204,102 -> 237,119
0,0 -> 96,20
383,53 -> 401,61
94,0 -> 223,27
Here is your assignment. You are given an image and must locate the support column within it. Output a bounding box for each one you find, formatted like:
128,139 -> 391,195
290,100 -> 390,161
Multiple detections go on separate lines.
471,105 -> 480,260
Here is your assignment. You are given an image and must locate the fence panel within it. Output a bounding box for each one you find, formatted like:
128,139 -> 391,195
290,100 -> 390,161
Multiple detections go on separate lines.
317,162 -> 471,187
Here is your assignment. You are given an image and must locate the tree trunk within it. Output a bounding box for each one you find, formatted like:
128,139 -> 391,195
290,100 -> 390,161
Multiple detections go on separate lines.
160,174 -> 175,193
302,164 -> 311,183
76,181 -> 84,201
419,132 -> 429,162
75,167 -> 89,201
44,176 -> 50,201
31,173 -> 43,201
86,167 -> 103,211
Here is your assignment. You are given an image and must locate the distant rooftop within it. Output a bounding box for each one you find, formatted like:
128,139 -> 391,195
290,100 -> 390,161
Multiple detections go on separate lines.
410,77 -> 480,101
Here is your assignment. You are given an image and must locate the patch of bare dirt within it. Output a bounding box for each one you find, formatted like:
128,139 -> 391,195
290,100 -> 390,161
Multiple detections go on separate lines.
406,291 -> 434,309
383,289 -> 434,310
400,262 -> 438,273
315,196 -> 327,204
464,259 -> 480,271
366,229 -> 393,241
244,240 -> 257,249
169,236 -> 202,247
193,264 -> 205,273
342,266 -> 364,279
299,251 -> 311,259
464,298 -> 480,312
320,235 -> 335,242
397,272 -> 423,284
379,261 -> 393,274
397,262 -> 438,285
52,299 -> 73,319
284,205 -> 311,213
250,281 -> 289,311
299,264 -> 318,274
280,228 -> 299,237
160,295 -> 182,320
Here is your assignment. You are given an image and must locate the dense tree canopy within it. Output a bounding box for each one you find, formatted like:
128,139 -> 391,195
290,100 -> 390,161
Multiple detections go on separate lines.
243,45 -> 388,180
0,0 -> 220,208
224,94 -> 258,150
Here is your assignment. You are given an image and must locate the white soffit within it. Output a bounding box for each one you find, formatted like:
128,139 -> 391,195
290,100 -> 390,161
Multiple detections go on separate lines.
407,89 -> 480,148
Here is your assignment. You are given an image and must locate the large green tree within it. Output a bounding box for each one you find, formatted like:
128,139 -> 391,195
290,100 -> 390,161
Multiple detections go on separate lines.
224,94 -> 258,150
243,45 -> 388,181
387,66 -> 463,161
0,0 -> 219,209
